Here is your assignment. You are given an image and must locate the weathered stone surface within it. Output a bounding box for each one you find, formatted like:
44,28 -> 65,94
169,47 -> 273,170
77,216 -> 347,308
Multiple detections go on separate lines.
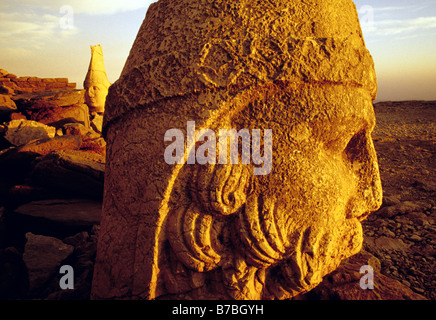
31,150 -> 105,199
90,113 -> 103,134
23,233 -> 74,294
0,94 -> 17,112
17,135 -> 82,156
0,69 -> 9,77
102,0 -> 376,131
299,250 -> 426,300
9,112 -> 27,121
93,0 -> 381,300
0,85 -> 15,95
15,199 -> 102,228
64,123 -> 100,141
0,69 -> 76,93
364,236 -> 412,254
80,137 -> 106,157
12,90 -> 85,110
27,104 -> 90,128
377,201 -> 430,218
3,119 -> 56,146
84,45 -> 111,113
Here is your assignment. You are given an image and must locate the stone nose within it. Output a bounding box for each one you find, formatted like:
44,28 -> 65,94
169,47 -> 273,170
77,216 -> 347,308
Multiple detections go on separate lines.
344,130 -> 383,220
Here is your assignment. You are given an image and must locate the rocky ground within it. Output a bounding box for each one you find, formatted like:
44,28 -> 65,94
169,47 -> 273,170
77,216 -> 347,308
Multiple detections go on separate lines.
0,69 -> 434,300
362,101 -> 435,299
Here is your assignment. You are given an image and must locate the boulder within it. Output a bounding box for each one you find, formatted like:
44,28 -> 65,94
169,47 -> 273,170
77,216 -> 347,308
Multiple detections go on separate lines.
12,89 -> 85,110
26,104 -> 90,128
14,199 -> 102,228
0,94 -> 17,112
31,150 -> 105,199
17,135 -> 82,156
5,185 -> 51,208
64,123 -> 100,141
300,250 -> 426,300
0,85 -> 15,95
377,201 -> 430,218
9,112 -> 27,121
364,236 -> 412,254
0,78 -> 18,92
0,69 -> 9,77
23,233 -> 74,294
80,137 -> 106,157
46,229 -> 99,300
3,119 -> 56,146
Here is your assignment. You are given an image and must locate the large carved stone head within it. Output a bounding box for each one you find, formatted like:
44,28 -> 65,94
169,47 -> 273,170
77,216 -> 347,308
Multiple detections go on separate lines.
92,0 -> 382,300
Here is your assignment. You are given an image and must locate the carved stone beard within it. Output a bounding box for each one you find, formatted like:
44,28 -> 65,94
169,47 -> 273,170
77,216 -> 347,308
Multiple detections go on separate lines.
164,163 -> 363,300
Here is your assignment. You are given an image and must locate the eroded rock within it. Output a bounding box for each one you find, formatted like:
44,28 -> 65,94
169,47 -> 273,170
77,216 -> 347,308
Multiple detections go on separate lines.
15,199 -> 102,228
0,95 -> 17,113
12,90 -> 85,110
23,233 -> 74,294
3,119 -> 56,146
17,135 -> 82,156
301,250 -> 426,300
31,150 -> 105,199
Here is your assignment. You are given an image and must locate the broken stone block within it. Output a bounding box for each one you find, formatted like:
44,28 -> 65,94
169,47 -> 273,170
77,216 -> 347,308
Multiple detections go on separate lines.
23,233 -> 74,294
3,119 -> 56,146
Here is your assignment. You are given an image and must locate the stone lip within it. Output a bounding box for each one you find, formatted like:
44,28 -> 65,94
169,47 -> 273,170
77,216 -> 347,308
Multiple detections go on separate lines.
103,0 -> 377,133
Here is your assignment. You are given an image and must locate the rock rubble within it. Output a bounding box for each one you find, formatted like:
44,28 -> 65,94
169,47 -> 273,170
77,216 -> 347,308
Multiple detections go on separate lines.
0,69 -> 104,299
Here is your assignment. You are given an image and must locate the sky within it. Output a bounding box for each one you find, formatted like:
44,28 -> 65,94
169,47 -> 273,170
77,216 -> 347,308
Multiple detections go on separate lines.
0,0 -> 435,101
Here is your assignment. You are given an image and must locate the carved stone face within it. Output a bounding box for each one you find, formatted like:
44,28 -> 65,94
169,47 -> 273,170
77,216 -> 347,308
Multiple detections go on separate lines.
164,85 -> 382,299
84,44 -> 111,113
91,0 -> 382,301
85,82 -> 108,111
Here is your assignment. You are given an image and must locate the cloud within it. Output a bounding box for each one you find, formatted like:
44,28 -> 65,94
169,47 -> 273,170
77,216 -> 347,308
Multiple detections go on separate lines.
0,10 -> 78,50
356,2 -> 436,37
72,0 -> 156,15
0,0 -> 154,50
6,0 -> 156,15
366,16 -> 436,36
372,6 -> 417,13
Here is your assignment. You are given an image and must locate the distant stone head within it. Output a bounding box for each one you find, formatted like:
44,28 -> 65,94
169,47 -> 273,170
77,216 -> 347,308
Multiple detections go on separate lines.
84,44 -> 111,114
